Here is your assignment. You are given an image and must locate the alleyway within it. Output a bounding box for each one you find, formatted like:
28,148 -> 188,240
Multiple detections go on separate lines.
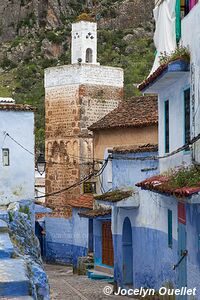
45,264 -> 133,300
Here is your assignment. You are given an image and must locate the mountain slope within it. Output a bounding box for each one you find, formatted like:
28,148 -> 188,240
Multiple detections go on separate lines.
0,0 -> 155,151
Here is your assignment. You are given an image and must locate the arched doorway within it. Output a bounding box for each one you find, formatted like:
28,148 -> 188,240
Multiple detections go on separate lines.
86,48 -> 93,63
122,217 -> 133,287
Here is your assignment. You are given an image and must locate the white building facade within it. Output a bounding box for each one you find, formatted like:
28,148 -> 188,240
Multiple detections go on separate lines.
0,100 -> 35,205
138,1 -> 200,298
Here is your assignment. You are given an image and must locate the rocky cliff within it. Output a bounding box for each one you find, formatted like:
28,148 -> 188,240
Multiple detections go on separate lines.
0,0 -> 155,151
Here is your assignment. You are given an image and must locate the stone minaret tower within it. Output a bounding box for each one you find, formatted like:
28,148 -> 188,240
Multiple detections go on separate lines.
45,19 -> 124,217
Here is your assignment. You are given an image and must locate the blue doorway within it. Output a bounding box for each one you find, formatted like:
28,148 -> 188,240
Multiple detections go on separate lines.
177,203 -> 187,300
122,217 -> 133,287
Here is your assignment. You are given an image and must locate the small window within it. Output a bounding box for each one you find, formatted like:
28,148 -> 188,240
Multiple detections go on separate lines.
107,159 -> 112,183
83,182 -> 96,194
2,148 -> 10,166
164,100 -> 169,153
184,88 -> 190,150
168,209 -> 173,248
86,48 -> 93,63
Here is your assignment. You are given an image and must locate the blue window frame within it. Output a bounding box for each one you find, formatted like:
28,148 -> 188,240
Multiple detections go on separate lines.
164,100 -> 169,153
184,88 -> 190,151
168,209 -> 173,248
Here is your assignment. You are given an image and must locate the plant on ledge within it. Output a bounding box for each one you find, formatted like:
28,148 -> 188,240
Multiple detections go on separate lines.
76,13 -> 95,22
168,165 -> 200,189
159,45 -> 190,66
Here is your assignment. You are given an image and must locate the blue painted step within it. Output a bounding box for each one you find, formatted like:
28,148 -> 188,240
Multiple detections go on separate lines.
0,259 -> 31,297
88,270 -> 114,282
0,233 -> 14,258
0,210 -> 9,222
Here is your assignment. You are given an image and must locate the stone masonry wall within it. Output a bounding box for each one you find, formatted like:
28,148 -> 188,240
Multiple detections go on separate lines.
45,72 -> 123,216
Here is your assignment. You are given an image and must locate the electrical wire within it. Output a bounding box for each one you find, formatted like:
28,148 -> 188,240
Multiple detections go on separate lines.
35,159 -> 108,199
5,132 -> 105,164
5,131 -> 200,162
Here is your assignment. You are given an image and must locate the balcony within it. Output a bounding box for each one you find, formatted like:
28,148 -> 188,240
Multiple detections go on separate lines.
139,59 -> 190,93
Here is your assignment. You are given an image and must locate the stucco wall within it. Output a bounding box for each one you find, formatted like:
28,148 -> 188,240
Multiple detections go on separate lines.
158,73 -> 191,172
45,64 -> 123,88
45,208 -> 89,265
0,110 -> 35,205
71,21 -> 98,65
182,3 -> 200,164
186,204 -> 200,298
93,125 -> 158,161
113,191 -> 178,289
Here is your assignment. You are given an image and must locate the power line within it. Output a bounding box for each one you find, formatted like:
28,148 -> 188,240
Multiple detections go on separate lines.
112,133 -> 200,161
35,159 -> 108,199
5,132 -> 105,164
6,130 -> 200,163
6,133 -> 34,156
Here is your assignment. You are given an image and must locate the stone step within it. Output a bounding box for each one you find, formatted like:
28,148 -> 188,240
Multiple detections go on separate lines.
0,259 -> 31,297
0,233 -> 14,258
0,210 -> 9,222
0,220 -> 8,233
1,297 -> 34,300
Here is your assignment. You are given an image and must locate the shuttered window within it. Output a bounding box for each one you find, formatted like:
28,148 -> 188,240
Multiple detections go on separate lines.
164,100 -> 169,153
184,88 -> 190,151
168,209 -> 173,248
2,148 -> 10,166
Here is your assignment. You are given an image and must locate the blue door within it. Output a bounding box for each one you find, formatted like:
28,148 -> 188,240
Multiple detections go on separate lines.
122,217 -> 133,287
177,203 -> 187,299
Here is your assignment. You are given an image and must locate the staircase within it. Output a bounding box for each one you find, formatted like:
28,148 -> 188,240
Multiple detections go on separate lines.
0,216 -> 33,299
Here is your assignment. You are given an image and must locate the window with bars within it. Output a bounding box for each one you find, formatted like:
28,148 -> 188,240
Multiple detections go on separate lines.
164,100 -> 169,153
2,149 -> 10,166
184,88 -> 190,151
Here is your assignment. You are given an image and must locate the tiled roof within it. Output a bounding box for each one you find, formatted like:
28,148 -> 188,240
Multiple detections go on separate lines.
68,194 -> 94,209
95,190 -> 133,202
136,175 -> 200,198
138,64 -> 168,91
110,144 -> 158,154
0,104 -> 35,112
89,96 -> 158,130
79,208 -> 111,218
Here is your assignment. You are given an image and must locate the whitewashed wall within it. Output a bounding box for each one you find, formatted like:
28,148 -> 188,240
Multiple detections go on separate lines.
0,110 -> 35,205
158,74 -> 191,172
182,3 -> 200,163
44,64 -> 124,88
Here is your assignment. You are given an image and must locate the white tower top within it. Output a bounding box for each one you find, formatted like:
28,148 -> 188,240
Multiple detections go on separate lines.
71,20 -> 98,65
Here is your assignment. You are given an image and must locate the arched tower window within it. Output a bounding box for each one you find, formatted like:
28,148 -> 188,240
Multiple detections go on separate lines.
86,48 -> 93,63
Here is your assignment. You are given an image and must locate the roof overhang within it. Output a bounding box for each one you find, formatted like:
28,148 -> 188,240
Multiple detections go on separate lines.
96,193 -> 140,208
78,209 -> 111,219
139,60 -> 190,94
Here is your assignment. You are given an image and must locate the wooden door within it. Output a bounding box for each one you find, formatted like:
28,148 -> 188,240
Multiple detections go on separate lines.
102,221 -> 114,266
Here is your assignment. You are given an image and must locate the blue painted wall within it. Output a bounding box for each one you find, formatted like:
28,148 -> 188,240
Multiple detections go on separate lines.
112,151 -> 159,188
44,208 -> 89,266
93,219 -> 102,266
186,204 -> 200,298
112,191 -> 178,290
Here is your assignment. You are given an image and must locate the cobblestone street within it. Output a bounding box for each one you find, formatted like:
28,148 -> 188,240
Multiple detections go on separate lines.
45,264 -> 133,300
